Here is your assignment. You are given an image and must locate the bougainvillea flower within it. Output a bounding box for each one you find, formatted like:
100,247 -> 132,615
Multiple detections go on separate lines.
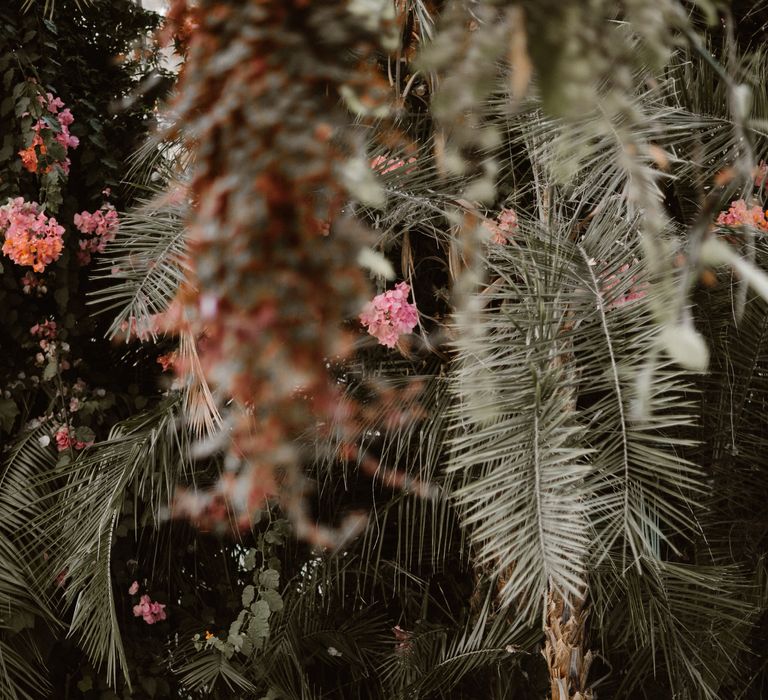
0,198 -> 65,272
359,281 -> 419,348
73,203 -> 119,265
128,581 -> 140,595
482,207 -> 518,245
132,594 -> 167,624
716,199 -> 768,231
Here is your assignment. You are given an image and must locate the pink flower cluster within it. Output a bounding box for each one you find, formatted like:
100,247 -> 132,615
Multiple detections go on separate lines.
716,199 -> 768,231
19,92 -> 78,176
54,426 -> 92,452
30,319 -> 58,340
28,92 -> 79,175
482,207 -> 518,245
133,594 -> 167,625
0,198 -> 65,272
73,204 -> 118,265
359,282 -> 419,348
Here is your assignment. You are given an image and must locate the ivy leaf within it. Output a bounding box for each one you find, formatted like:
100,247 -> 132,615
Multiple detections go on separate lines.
258,569 -> 279,590
0,134 -> 13,162
247,615 -> 269,641
75,425 -> 95,443
259,588 -> 283,612
241,585 -> 255,607
243,548 -> 257,571
227,632 -> 244,651
250,599 -> 270,621
0,398 -> 19,433
43,360 -> 58,381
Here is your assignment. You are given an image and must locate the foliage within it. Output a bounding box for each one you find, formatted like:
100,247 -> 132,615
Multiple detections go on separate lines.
6,2 -> 768,700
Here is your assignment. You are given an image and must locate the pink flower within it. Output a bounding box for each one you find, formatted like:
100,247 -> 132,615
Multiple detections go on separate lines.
55,568 -> 68,588
30,319 -> 58,339
0,198 -> 65,272
482,207 -> 518,245
21,93 -> 78,176
393,625 -> 412,656
370,154 -> 417,175
132,594 -> 167,624
55,427 -> 72,451
716,199 -> 768,231
600,261 -> 648,309
128,581 -> 139,595
57,108 -> 74,126
44,92 -> 65,114
54,426 -> 92,452
754,161 -> 768,188
73,204 -> 119,265
359,282 -> 419,348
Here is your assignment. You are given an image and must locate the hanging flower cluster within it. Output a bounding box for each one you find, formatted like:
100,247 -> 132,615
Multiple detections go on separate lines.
359,282 -> 419,348
0,198 -> 65,272
716,199 -> 768,231
18,91 -> 79,176
132,594 -> 167,625
73,203 -> 119,265
159,0 -> 404,534
482,207 -> 518,245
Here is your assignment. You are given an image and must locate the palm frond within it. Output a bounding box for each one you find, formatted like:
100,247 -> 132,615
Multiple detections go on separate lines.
592,556 -> 755,699
178,649 -> 256,695
90,193 -> 188,340
30,398 -> 190,688
448,221 -> 592,615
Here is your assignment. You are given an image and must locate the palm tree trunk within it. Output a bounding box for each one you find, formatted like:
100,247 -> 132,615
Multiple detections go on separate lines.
543,587 -> 594,700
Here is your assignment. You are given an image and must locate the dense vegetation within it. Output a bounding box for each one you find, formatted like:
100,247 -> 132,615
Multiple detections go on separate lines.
3,1 -> 768,699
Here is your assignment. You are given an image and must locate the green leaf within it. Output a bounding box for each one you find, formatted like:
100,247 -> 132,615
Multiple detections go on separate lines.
75,425 -> 96,443
259,588 -> 283,612
247,612 -> 269,641
0,398 -> 19,433
42,361 -> 57,381
243,548 -> 257,571
0,134 -> 14,163
241,584 -> 255,607
258,569 -> 279,590
250,599 -> 270,621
